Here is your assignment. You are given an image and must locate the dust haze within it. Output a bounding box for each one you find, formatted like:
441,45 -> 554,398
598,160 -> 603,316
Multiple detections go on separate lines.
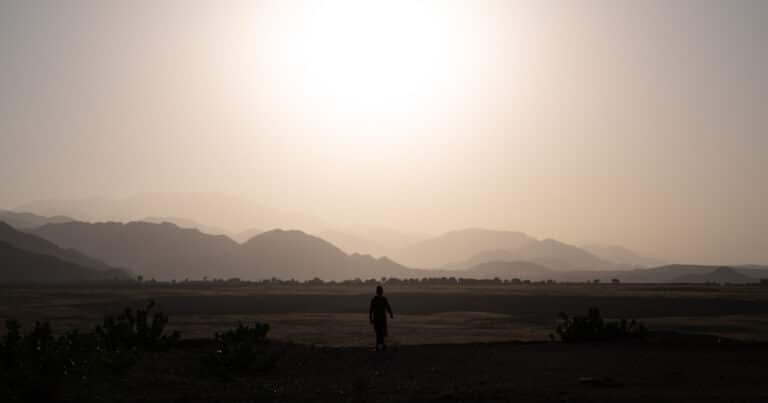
2,0 -> 767,266
4,3 -> 768,403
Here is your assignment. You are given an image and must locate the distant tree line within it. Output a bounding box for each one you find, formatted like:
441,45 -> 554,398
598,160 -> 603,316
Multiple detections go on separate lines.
10,275 -> 762,288
131,276 -> 558,287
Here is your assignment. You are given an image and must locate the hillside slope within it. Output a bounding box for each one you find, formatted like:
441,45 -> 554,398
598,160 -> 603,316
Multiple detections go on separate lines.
0,241 -> 128,283
0,221 -> 121,272
396,229 -> 536,268
34,221 -> 243,280
34,223 -> 418,281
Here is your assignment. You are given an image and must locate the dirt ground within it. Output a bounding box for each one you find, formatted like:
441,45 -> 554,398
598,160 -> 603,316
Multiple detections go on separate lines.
3,283 -> 768,344
114,339 -> 768,403
4,284 -> 768,402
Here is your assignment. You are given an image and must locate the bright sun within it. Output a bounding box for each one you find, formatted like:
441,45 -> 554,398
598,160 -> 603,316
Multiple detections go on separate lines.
262,1 -> 476,133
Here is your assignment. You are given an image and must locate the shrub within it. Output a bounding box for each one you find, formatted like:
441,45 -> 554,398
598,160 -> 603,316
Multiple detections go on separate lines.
0,320 -> 121,402
555,307 -> 647,342
0,320 -> 64,402
94,300 -> 180,352
0,302 -> 179,402
202,322 -> 281,377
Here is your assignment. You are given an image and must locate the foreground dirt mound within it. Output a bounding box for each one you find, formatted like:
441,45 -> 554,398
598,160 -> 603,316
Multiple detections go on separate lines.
109,340 -> 768,403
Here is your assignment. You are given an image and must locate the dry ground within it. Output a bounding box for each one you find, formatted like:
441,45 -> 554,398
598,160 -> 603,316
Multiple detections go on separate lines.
4,284 -> 768,402
114,339 -> 768,403
3,283 -> 768,344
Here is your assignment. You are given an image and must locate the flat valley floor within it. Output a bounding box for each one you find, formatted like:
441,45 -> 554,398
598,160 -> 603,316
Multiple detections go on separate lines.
3,284 -> 768,402
63,339 -> 768,402
4,283 -> 768,344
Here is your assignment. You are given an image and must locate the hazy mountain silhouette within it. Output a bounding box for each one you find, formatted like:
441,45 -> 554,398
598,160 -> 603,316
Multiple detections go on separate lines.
405,229 -> 611,270
17,192 -> 326,235
242,229 -> 416,280
241,229 -> 349,279
33,222 -> 416,281
674,267 -> 754,284
0,210 -> 74,229
395,229 -> 536,268
316,230 -> 401,257
33,221 -> 244,281
441,249 -> 525,270
142,216 -> 230,236
0,241 -> 128,283
318,227 -> 428,258
512,238 -> 608,270
736,265 -> 768,279
0,221 -> 121,272
582,244 -> 664,267
233,227 -> 263,243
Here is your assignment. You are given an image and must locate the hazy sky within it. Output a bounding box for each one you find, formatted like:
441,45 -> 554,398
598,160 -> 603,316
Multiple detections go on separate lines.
1,0 -> 766,264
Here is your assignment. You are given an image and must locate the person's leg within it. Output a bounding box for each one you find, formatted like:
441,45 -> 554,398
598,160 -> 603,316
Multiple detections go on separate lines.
378,326 -> 386,350
382,324 -> 387,349
375,329 -> 384,349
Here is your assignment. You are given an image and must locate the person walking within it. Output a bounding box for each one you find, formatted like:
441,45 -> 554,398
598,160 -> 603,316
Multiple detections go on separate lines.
369,285 -> 394,350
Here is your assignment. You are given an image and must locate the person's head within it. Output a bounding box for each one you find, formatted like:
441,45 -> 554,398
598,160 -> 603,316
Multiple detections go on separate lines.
376,285 -> 383,296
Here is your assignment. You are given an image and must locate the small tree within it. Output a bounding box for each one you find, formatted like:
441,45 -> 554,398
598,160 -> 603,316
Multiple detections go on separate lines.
555,307 -> 646,342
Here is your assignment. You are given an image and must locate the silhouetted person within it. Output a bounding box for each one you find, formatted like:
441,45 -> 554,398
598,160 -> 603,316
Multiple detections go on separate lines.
369,285 -> 393,350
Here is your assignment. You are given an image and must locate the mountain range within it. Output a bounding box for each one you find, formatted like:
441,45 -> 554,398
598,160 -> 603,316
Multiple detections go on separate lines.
581,244 -> 664,267
31,222 -> 417,281
317,228 -> 427,258
0,210 -> 74,229
674,266 -> 754,284
2,208 -> 764,284
8,199 -> 661,271
394,229 -> 537,268
15,193 -> 327,234
396,229 -> 616,271
142,216 -> 230,237
0,221 -> 129,283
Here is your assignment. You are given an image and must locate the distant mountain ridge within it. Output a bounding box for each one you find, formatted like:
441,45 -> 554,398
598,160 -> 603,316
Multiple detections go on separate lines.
33,221 -> 244,281
16,192 -> 327,234
0,221 -> 121,272
316,228 -> 427,258
32,222 -> 417,281
0,241 -> 127,283
233,228 -> 263,243
674,267 -> 754,284
0,210 -> 74,229
141,216 -> 230,236
0,222 -> 129,283
582,244 -> 663,267
17,221 -> 768,283
399,229 -> 611,270
512,238 -> 608,270
395,229 -> 536,268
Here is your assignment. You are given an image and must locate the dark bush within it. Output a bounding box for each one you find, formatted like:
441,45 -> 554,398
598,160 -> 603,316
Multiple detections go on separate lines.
555,307 -> 647,342
0,301 -> 179,402
202,322 -> 281,377
95,300 -> 180,352
0,320 -> 64,402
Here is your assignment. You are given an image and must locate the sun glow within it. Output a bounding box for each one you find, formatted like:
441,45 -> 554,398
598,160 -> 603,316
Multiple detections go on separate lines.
261,1 -> 478,134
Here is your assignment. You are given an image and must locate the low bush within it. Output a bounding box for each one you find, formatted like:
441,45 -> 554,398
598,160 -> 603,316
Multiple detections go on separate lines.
202,322 -> 281,378
554,307 -> 647,342
0,301 -> 179,402
95,300 -> 180,352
